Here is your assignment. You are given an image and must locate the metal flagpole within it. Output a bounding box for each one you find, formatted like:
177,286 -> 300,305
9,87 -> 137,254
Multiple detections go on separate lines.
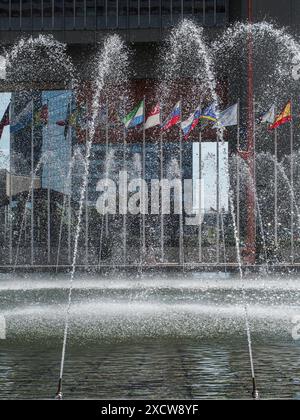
8,101 -> 12,265
198,127 -> 202,263
216,130 -> 220,264
85,128 -> 89,267
160,104 -> 164,262
47,105 -> 51,264
142,96 -> 146,262
105,99 -> 109,236
67,98 -> 72,265
123,98 -> 127,265
31,98 -> 34,266
237,99 -> 241,240
290,100 -> 294,264
179,99 -> 184,266
274,121 -> 278,248
47,159 -> 51,264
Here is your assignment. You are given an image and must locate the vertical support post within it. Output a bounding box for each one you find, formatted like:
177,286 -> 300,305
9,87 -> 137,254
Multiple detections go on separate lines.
31,98 -> 34,266
290,100 -> 294,264
142,96 -> 146,262
123,99 -> 127,265
198,128 -> 202,263
105,99 -> 109,236
237,99 -> 240,241
85,130 -> 89,267
160,106 -> 164,263
274,125 -> 278,248
216,132 -> 220,264
179,99 -> 184,266
47,166 -> 51,265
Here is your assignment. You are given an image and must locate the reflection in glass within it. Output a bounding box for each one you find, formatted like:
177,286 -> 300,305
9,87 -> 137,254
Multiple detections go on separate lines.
150,0 -> 160,28
0,0 -> 9,29
140,0 -> 149,27
96,0 -> 105,28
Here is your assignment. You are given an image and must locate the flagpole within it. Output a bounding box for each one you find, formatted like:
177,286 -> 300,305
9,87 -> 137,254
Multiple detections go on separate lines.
85,127 -> 89,268
142,95 -> 146,263
47,102 -> 51,265
160,104 -> 164,263
179,98 -> 184,266
198,127 -> 202,263
8,101 -> 12,265
123,98 -> 127,265
290,100 -> 294,265
105,99 -> 109,237
274,117 -> 278,249
67,97 -> 72,266
216,127 -> 220,265
237,99 -> 240,241
31,98 -> 34,266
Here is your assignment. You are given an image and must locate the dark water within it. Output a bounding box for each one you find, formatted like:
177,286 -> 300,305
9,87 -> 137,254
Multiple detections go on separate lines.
0,272 -> 300,400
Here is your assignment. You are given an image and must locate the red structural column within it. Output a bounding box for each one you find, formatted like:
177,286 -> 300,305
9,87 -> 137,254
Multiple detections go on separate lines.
244,0 -> 256,264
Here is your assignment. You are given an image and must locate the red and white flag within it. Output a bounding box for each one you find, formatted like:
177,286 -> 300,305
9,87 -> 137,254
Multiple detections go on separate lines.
144,103 -> 160,130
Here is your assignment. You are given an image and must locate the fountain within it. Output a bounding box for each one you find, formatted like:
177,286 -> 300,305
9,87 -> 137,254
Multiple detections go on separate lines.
1,16 -> 300,400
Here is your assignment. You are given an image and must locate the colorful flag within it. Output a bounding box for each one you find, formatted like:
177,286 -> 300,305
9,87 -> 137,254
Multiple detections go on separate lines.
181,105 -> 201,139
123,100 -> 144,129
34,104 -> 48,126
269,101 -> 292,130
200,103 -> 218,122
161,101 -> 181,131
260,105 -> 275,124
10,102 -> 33,134
145,103 -> 160,130
56,103 -> 77,137
0,104 -> 10,140
214,103 -> 238,128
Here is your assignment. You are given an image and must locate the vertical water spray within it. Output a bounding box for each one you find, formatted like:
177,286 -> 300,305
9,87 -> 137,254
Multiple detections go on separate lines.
56,35 -> 129,399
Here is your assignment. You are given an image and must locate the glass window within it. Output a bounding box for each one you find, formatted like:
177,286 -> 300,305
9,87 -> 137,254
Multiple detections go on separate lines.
205,0 -> 215,26
11,0 -> 21,29
161,0 -> 171,27
107,0 -> 117,27
21,0 -> 32,29
0,0 -> 9,30
96,0 -> 105,28
140,0 -> 149,27
216,0 -> 226,24
118,0 -> 127,28
65,0 -> 75,29
43,0 -> 53,29
183,0 -> 193,19
32,0 -> 42,29
129,0 -> 138,28
75,0 -> 85,28
86,0 -> 96,29
194,0 -> 204,24
150,0 -> 160,28
172,0 -> 182,25
54,0 -> 63,29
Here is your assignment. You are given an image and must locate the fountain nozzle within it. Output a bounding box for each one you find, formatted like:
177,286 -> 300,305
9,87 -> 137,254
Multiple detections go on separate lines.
252,378 -> 259,400
55,378 -> 63,400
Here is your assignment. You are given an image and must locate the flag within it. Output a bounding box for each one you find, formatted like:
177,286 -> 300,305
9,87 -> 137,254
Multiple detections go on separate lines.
10,102 -> 33,133
0,104 -> 10,140
56,103 -> 77,137
269,101 -> 292,130
181,105 -> 201,139
200,103 -> 218,123
260,105 -> 275,124
34,104 -> 48,126
145,103 -> 160,130
215,103 -> 238,128
123,100 -> 144,129
161,101 -> 181,131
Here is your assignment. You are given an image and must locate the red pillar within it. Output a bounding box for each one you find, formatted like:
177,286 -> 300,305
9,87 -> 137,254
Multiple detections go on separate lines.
244,0 -> 256,264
